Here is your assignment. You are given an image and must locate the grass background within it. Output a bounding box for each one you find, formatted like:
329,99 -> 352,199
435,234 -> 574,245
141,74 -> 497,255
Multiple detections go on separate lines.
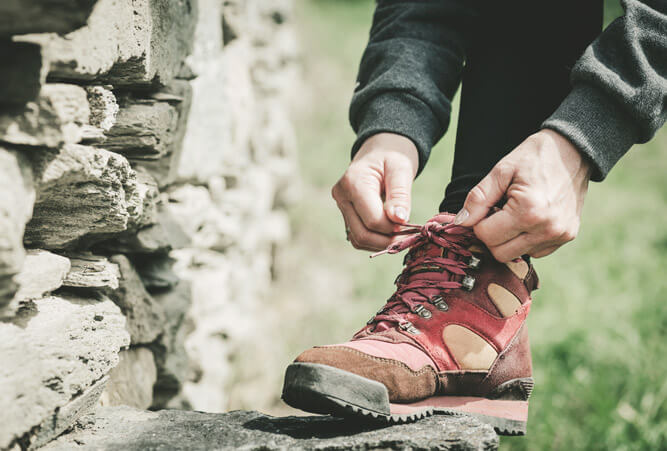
271,1 -> 666,449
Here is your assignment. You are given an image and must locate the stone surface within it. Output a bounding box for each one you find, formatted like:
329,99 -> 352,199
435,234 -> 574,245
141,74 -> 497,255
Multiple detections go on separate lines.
24,144 -> 156,250
13,250 -> 70,301
0,84 -> 92,148
150,281 -> 193,409
100,348 -> 157,410
131,81 -> 193,186
0,0 -> 97,36
0,294 -> 130,450
0,41 -> 44,106
97,206 -> 190,255
108,254 -> 166,344
29,377 -> 109,450
86,86 -> 118,132
21,0 -> 197,86
42,407 -> 499,450
103,95 -> 179,160
0,147 -> 35,308
63,254 -> 120,291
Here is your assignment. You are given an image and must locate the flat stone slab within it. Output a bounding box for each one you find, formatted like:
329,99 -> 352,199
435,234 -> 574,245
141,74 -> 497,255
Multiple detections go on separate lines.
42,406 -> 498,450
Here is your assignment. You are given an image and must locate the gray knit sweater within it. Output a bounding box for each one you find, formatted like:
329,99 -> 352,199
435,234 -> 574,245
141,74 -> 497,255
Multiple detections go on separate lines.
349,0 -> 666,181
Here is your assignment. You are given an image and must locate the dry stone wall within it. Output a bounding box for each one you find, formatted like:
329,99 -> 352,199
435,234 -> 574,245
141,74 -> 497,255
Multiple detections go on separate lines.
0,0 -> 298,449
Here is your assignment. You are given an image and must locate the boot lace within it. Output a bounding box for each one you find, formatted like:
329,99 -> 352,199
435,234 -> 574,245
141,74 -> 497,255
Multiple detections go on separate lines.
367,221 -> 475,330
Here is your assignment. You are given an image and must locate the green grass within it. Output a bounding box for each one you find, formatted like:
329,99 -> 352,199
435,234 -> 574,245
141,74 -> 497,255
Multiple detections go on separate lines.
288,1 -> 667,448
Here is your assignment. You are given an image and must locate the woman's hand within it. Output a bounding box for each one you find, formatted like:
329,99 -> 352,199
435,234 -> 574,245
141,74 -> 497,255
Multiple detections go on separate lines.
332,133 -> 419,252
455,129 -> 592,262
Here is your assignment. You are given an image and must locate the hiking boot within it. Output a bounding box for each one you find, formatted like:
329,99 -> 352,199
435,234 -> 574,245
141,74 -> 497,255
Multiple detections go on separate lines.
282,213 -> 539,435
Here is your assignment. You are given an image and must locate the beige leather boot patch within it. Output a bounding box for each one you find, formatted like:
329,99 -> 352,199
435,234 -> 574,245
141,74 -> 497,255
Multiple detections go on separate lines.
487,283 -> 522,317
505,259 -> 529,278
443,324 -> 498,370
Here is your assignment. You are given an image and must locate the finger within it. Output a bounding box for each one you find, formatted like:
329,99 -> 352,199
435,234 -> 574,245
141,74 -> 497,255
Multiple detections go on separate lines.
473,209 -> 523,247
456,162 -> 514,227
487,233 -> 540,263
383,160 -> 413,224
344,177 -> 396,235
337,200 -> 392,251
529,245 -> 560,259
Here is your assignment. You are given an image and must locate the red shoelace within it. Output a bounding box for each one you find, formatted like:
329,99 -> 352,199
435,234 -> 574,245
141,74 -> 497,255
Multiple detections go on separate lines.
368,221 -> 475,330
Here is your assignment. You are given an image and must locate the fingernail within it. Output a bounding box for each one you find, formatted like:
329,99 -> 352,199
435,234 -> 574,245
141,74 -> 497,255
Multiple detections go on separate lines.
454,208 -> 469,225
393,206 -> 408,221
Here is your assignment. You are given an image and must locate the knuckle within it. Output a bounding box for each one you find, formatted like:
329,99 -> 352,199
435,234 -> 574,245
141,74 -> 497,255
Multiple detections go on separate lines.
522,207 -> 548,227
493,161 -> 514,181
543,221 -> 565,240
387,186 -> 410,200
364,216 -> 383,231
467,185 -> 487,205
562,228 -> 577,242
331,183 -> 341,200
356,229 -> 370,245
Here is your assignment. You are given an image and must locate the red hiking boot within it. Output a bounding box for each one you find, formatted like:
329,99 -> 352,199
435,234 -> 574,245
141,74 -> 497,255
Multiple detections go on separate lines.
282,213 -> 539,435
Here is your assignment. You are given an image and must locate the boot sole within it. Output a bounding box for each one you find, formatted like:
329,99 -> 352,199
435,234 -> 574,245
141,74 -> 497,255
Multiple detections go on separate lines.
282,362 -> 528,436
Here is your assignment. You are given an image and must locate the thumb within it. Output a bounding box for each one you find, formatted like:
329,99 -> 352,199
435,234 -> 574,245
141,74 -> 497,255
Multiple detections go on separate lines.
455,163 -> 514,226
383,162 -> 413,224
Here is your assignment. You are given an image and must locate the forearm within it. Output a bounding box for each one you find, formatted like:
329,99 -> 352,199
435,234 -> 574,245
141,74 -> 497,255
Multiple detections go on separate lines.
542,0 -> 667,181
349,0 -> 476,176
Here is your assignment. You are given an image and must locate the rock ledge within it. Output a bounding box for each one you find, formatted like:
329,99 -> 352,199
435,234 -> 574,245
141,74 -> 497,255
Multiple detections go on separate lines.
43,406 -> 499,450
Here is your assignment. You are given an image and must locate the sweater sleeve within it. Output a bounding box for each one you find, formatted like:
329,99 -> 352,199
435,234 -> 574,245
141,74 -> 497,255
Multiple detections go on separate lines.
349,0 -> 476,176
542,0 -> 667,182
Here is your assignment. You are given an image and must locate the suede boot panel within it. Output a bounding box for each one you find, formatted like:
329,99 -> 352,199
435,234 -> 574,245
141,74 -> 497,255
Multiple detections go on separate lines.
295,346 -> 438,403
479,324 -> 533,395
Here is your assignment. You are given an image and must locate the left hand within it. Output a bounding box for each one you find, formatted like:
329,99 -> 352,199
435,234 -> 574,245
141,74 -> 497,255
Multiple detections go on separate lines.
454,129 -> 592,262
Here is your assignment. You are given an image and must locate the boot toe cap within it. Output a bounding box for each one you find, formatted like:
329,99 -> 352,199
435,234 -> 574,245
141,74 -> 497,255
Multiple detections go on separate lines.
295,346 -> 437,403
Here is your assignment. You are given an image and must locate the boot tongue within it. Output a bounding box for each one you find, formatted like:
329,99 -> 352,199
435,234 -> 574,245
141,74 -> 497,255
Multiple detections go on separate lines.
402,212 -> 458,284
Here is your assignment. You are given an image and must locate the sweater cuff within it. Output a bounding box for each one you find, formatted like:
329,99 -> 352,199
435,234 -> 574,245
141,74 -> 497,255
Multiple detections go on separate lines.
542,83 -> 639,182
351,92 -> 443,177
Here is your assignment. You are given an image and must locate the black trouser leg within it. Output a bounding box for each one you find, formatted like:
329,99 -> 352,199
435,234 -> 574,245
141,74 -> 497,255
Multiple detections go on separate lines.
439,1 -> 603,214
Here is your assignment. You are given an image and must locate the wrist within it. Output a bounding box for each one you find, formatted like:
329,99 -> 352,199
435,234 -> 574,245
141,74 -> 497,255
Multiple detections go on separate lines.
355,133 -> 419,177
538,128 -> 592,181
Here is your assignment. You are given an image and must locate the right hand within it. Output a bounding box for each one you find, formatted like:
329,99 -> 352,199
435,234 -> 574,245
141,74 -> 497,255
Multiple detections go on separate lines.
332,133 -> 419,252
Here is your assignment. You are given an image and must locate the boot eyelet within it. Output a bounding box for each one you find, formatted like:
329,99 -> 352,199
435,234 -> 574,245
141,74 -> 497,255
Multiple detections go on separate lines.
429,295 -> 449,311
467,255 -> 481,269
411,304 -> 432,319
462,275 -> 476,291
398,321 -> 420,335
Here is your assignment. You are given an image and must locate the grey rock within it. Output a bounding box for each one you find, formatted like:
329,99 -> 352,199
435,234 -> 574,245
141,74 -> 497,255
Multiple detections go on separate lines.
0,294 -> 129,450
42,406 -> 499,450
29,377 -> 109,450
131,80 -> 193,187
150,281 -> 193,408
0,0 -> 96,36
20,0 -> 197,87
12,250 -> 71,301
103,95 -> 178,160
0,84 -> 93,148
108,255 -> 166,344
24,144 -> 155,250
0,147 -> 35,308
86,86 -> 119,132
63,254 -> 120,291
0,41 -> 43,106
100,348 -> 157,410
97,206 -> 190,255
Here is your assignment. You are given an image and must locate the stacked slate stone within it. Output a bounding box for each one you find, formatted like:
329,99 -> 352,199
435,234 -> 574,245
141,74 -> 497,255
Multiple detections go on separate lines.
0,0 -> 299,448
